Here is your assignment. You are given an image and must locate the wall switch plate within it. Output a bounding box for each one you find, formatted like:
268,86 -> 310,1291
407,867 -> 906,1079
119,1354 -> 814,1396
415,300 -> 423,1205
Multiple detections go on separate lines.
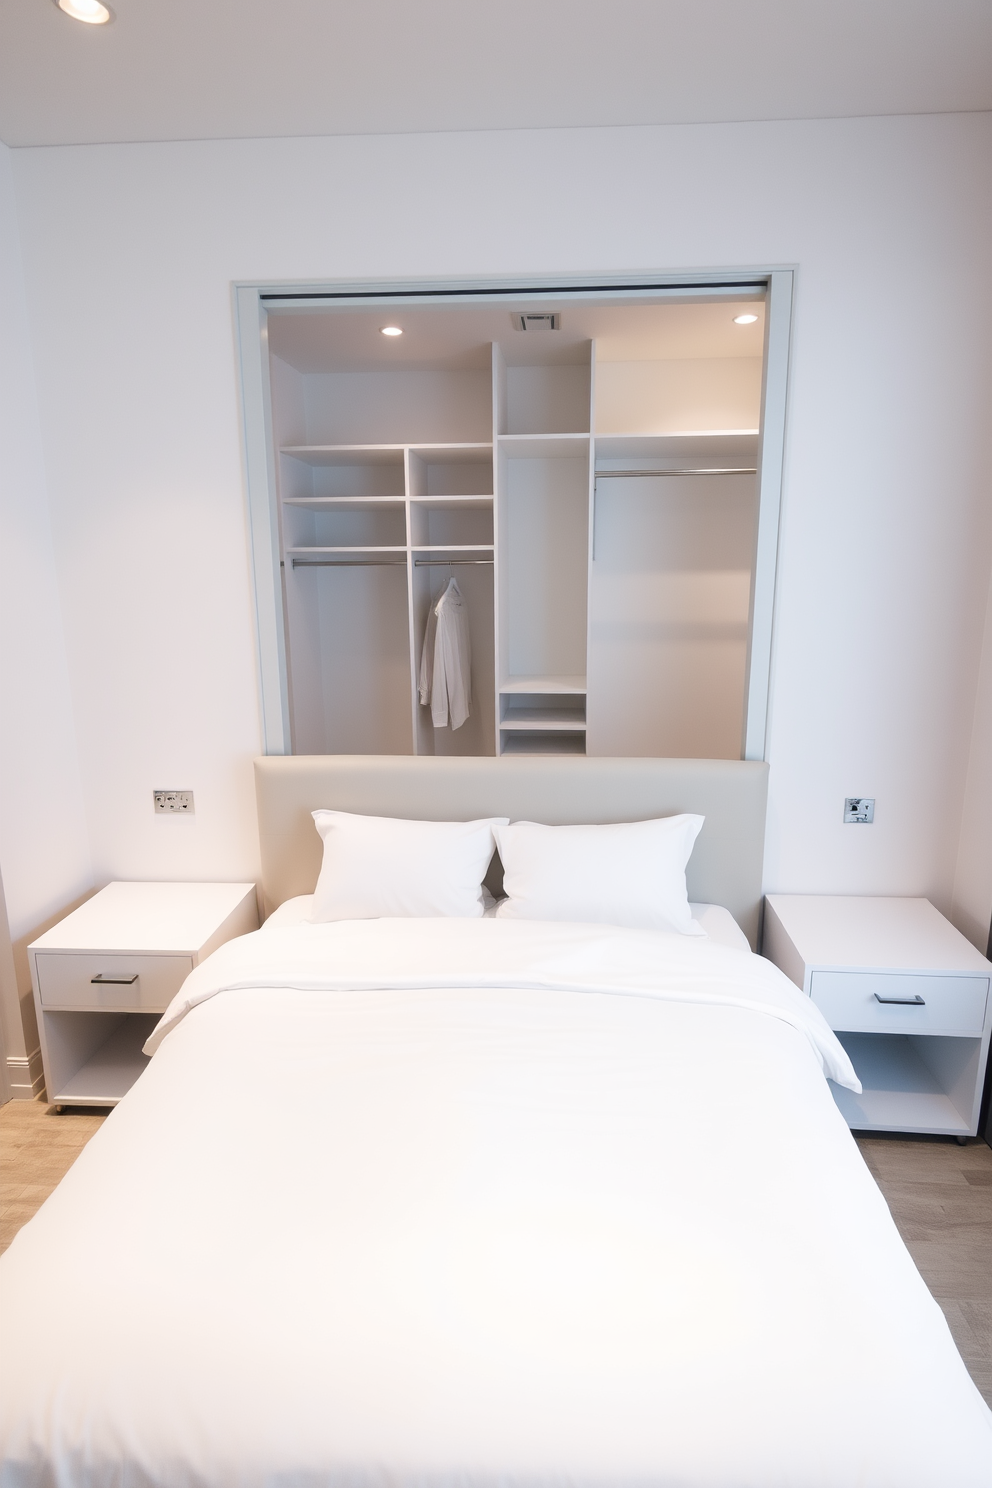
844,797 -> 874,824
153,790 -> 194,814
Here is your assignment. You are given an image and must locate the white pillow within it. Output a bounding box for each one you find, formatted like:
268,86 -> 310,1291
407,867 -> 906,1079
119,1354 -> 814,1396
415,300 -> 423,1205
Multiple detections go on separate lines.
309,810 -> 507,922
492,815 -> 705,934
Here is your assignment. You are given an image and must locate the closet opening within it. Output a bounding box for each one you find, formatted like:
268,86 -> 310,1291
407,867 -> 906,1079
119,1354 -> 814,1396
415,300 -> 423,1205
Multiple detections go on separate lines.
237,273 -> 792,762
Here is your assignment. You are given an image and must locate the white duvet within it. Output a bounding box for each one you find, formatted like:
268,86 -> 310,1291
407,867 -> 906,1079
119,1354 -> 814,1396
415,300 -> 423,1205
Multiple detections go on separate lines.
2,918 -> 991,1488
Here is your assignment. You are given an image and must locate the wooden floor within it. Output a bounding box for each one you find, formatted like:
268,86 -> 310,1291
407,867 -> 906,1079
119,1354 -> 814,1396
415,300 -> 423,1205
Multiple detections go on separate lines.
0,1099 -> 109,1253
856,1132 -> 992,1406
1,1101 -> 990,1405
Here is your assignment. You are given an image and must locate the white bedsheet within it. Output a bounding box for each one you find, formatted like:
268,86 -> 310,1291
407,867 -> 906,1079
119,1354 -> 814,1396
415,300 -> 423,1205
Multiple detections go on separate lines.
2,918 -> 990,1488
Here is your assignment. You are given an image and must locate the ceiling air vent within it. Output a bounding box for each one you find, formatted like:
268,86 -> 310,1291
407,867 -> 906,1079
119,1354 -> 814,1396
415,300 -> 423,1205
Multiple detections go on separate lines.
513,312 -> 561,331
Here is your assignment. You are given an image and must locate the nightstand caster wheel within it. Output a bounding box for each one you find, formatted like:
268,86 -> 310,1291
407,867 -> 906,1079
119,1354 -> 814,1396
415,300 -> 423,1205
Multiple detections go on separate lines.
955,1135 -> 968,1146
54,1104 -> 63,1114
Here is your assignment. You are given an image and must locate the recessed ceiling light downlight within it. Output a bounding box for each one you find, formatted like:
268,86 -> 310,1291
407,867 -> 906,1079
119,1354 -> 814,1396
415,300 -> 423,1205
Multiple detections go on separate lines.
380,326 -> 403,337
54,0 -> 114,21
733,313 -> 759,325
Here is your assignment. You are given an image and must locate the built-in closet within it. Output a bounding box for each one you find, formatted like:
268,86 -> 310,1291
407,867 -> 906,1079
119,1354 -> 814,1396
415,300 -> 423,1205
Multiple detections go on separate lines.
242,281 -> 790,761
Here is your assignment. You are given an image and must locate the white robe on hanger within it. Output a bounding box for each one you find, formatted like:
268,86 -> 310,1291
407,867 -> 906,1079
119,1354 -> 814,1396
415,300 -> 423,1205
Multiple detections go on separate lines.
419,577 -> 471,731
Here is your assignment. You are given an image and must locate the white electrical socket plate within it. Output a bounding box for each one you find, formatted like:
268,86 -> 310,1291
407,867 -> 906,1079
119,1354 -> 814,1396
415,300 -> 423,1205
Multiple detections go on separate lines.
844,797 -> 874,824
154,790 -> 194,814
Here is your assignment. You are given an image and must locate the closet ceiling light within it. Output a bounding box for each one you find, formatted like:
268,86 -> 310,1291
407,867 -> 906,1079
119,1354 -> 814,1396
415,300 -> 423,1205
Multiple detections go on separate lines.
733,313 -> 759,325
380,326 -> 403,337
54,0 -> 114,22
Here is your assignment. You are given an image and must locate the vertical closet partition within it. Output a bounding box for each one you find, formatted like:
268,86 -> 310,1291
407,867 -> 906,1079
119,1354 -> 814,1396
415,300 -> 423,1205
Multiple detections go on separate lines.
495,341 -> 592,755
255,286 -> 783,762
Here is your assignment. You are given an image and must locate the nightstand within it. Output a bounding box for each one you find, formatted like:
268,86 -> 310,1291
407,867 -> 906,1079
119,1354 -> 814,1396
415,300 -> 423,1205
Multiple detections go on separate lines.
764,895 -> 992,1138
29,882 -> 257,1109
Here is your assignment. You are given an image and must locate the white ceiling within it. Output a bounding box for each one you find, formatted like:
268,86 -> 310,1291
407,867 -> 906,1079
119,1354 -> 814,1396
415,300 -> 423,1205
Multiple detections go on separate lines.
0,0 -> 990,149
268,299 -> 767,374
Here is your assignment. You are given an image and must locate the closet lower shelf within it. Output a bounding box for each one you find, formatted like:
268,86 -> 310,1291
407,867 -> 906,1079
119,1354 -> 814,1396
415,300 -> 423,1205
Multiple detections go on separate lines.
499,709 -> 585,731
500,732 -> 586,756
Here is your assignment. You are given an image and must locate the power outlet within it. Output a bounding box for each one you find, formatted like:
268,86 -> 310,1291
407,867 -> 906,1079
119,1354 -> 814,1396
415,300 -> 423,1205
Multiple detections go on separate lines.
153,790 -> 194,814
844,797 -> 874,824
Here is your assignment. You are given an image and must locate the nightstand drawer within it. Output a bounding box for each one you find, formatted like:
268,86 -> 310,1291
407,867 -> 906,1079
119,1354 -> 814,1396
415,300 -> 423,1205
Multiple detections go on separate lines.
35,953 -> 194,1012
810,970 -> 989,1035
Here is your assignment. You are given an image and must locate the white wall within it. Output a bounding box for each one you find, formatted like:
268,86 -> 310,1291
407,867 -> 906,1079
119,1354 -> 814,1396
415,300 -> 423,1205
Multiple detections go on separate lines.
595,358 -> 761,435
6,114 -> 992,938
0,141 -> 93,1090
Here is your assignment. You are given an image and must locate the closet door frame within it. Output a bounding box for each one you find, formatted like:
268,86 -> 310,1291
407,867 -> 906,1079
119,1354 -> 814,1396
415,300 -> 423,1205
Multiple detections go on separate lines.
235,269 -> 795,761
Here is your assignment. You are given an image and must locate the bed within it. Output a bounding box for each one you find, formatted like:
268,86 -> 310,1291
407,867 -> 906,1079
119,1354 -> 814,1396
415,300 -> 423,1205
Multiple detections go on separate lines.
1,755 -> 990,1488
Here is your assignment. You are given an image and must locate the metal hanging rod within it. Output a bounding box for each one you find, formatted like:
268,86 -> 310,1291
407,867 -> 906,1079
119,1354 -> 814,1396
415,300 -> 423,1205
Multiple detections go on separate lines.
415,558 -> 493,567
595,467 -> 756,480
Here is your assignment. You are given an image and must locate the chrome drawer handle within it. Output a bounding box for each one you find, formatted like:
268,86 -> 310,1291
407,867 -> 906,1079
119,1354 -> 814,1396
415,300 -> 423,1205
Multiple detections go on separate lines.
90,973 -> 139,985
873,992 -> 925,1006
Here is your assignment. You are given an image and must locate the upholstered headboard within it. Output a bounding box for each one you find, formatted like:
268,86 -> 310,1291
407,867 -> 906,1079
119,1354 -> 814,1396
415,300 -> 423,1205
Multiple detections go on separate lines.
254,754 -> 769,947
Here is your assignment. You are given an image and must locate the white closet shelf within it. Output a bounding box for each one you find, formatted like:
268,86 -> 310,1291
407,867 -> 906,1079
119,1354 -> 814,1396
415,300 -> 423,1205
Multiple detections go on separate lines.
595,431 -> 759,463
501,675 -> 587,695
412,545 -> 494,553
410,494 -> 493,506
283,496 -> 406,509
498,434 -> 591,459
410,444 -> 493,462
281,445 -> 406,466
499,710 -> 586,731
286,546 -> 408,560
501,733 -> 587,757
